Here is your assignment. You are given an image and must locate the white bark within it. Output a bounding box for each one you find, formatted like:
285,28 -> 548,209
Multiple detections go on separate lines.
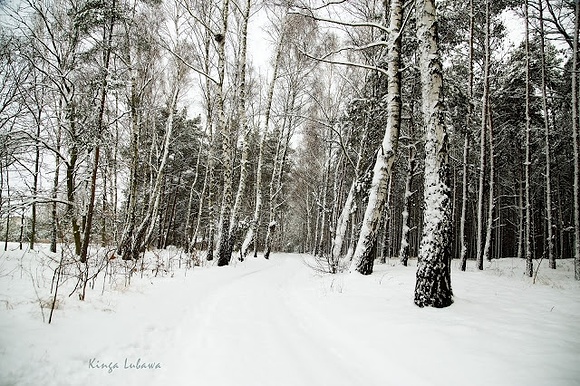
349,0 -> 402,275
216,0 -> 233,266
230,0 -> 252,242
241,9 -> 287,259
482,105 -> 494,262
572,0 -> 580,280
414,0 -> 453,308
331,180 -> 355,261
477,0 -> 490,271
331,104 -> 369,265
143,86 -> 180,247
538,0 -> 556,269
459,132 -> 469,271
399,145 -> 416,266
525,0 -> 533,278
264,89 -> 295,259
460,0 -> 474,271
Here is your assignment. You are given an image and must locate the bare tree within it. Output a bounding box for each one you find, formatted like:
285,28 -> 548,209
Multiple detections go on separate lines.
414,0 -> 453,308
525,0 -> 534,278
349,0 -> 402,275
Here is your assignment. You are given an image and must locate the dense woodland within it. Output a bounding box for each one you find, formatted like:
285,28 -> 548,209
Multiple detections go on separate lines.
1,0 -> 579,307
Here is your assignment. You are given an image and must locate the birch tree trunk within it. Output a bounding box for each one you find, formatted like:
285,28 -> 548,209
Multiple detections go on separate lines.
414,0 -> 453,308
230,0 -> 252,252
30,94 -> 42,250
482,104 -> 494,262
459,132 -> 469,271
399,145 -> 416,266
460,0 -> 474,271
349,0 -> 402,275
264,94 -> 295,260
184,139 -> 203,251
538,0 -> 556,269
216,0 -> 234,266
141,87 -> 180,248
50,125 -> 61,253
317,138 -> 333,262
117,35 -> 141,259
572,0 -> 580,280
477,0 -> 490,271
240,19 -> 285,258
524,0 -> 533,278
330,111 -> 369,265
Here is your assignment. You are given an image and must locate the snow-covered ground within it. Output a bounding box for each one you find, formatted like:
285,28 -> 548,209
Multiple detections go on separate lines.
1,243 -> 579,386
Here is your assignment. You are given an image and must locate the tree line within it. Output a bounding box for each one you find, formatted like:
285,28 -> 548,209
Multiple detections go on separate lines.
0,0 -> 579,308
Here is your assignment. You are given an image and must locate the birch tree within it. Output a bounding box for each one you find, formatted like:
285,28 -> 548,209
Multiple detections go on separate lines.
538,0 -> 556,269
476,0 -> 491,271
414,0 -> 453,308
572,0 -> 580,280
525,0 -> 534,278
459,0 -> 474,272
349,0 -> 402,275
216,0 -> 234,266
229,0 -> 252,258
240,14 -> 286,258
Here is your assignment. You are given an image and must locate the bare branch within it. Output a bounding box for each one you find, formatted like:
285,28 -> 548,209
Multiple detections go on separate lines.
288,10 -> 389,34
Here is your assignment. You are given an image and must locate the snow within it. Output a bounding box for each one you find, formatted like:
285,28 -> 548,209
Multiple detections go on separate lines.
1,243 -> 580,386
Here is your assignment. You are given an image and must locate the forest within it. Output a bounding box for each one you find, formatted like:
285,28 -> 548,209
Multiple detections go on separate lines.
0,0 -> 579,309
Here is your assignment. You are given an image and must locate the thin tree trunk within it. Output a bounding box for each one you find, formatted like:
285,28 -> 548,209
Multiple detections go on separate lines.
483,104 -> 495,262
30,106 -> 42,250
331,114 -> 369,264
184,139 -> 203,251
80,3 -> 116,263
317,139 -> 333,263
240,21 -> 284,257
414,0 -> 453,308
518,171 -> 524,259
50,125 -> 62,253
460,0 -> 474,271
349,0 -> 402,275
399,146 -> 416,266
570,0 -> 580,280
459,132 -> 469,271
216,0 -> 233,266
538,0 -> 556,269
525,0 -> 533,278
477,0 -> 490,271
117,54 -> 141,259
66,136 -> 82,256
264,91 -> 296,260
143,86 -> 180,247
3,156 -> 10,251
230,0 -> 252,257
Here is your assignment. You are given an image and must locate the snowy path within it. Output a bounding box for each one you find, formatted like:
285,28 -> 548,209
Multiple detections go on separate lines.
1,251 -> 580,386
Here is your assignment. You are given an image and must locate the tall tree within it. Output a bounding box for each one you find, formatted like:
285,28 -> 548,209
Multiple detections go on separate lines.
229,0 -> 252,258
476,0 -> 491,271
572,0 -> 580,280
79,0 -> 117,264
349,0 -> 402,275
525,0 -> 534,278
216,0 -> 233,266
538,0 -> 556,269
414,0 -> 453,308
459,0 -> 475,272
